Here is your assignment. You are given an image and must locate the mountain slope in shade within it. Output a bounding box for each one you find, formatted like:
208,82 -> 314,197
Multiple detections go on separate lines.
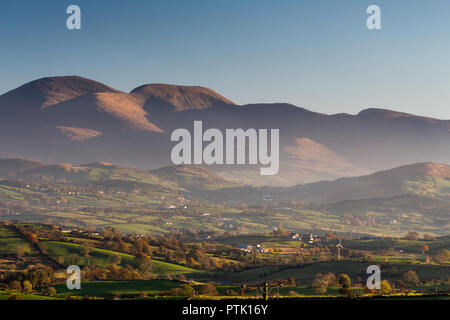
0,159 -> 43,177
285,162 -> 450,204
43,92 -> 162,133
130,83 -> 236,112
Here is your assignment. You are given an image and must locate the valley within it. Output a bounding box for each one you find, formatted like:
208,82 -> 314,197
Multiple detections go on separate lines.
0,159 -> 448,237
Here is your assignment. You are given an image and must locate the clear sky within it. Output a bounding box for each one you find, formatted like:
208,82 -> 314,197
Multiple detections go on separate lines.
1,0 -> 450,119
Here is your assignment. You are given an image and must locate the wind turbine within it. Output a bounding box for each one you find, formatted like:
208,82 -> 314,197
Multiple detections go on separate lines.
336,239 -> 344,261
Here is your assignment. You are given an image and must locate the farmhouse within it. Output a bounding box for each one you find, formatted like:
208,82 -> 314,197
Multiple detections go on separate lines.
236,244 -> 267,253
289,233 -> 301,240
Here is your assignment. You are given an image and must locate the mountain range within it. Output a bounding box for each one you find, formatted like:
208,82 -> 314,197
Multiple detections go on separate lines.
1,75 -> 449,186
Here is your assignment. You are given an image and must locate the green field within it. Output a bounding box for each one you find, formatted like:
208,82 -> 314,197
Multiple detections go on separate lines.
341,239 -> 450,254
53,279 -> 183,297
0,290 -> 60,300
44,241 -> 199,276
215,260 -> 450,285
0,225 -> 36,255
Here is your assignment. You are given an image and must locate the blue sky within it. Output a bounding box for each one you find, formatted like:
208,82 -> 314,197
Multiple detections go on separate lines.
1,0 -> 450,119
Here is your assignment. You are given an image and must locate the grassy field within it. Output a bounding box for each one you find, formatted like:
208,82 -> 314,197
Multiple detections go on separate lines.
53,279 -> 183,297
0,225 -> 36,255
44,241 -> 135,266
0,290 -> 60,300
341,239 -> 450,254
44,240 -> 199,276
215,285 -> 362,297
214,260 -> 450,285
0,225 -> 56,271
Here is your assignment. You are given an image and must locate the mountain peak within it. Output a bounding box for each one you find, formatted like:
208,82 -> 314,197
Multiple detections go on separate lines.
0,75 -> 119,109
357,108 -> 417,118
357,108 -> 445,123
408,162 -> 450,179
130,83 -> 236,112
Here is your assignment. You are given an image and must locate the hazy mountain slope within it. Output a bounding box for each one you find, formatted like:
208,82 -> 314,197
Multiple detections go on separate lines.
4,161 -> 171,186
0,160 -> 234,195
151,165 -> 235,190
282,162 -> 450,204
0,159 -> 43,178
42,92 -> 162,133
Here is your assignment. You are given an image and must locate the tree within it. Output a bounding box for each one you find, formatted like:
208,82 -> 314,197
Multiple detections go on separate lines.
311,273 -> 335,295
22,281 -> 32,293
135,252 -> 150,267
287,277 -> 296,286
434,249 -> 450,264
65,254 -> 80,265
9,281 -> 22,292
404,231 -> 419,240
15,247 -> 25,260
312,280 -> 327,295
423,234 -> 435,241
272,226 -> 288,237
419,244 -> 429,255
170,285 -> 195,297
198,284 -> 219,296
110,254 -> 122,266
56,256 -> 65,265
80,245 -> 92,258
39,242 -> 47,254
379,280 -> 391,295
402,270 -> 419,287
337,274 -> 351,287
46,287 -> 57,296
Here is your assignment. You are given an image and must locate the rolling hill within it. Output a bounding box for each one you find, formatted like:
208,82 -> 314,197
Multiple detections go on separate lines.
0,159 -> 235,196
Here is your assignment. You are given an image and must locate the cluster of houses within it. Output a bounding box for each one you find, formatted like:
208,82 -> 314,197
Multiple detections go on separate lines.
288,232 -> 321,244
236,244 -> 269,253
236,233 -> 322,253
60,227 -> 100,236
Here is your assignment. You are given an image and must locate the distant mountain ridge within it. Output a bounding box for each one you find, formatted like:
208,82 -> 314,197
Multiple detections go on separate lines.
0,159 -> 234,194
1,159 -> 448,203
275,162 -> 450,204
1,75 -> 449,186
